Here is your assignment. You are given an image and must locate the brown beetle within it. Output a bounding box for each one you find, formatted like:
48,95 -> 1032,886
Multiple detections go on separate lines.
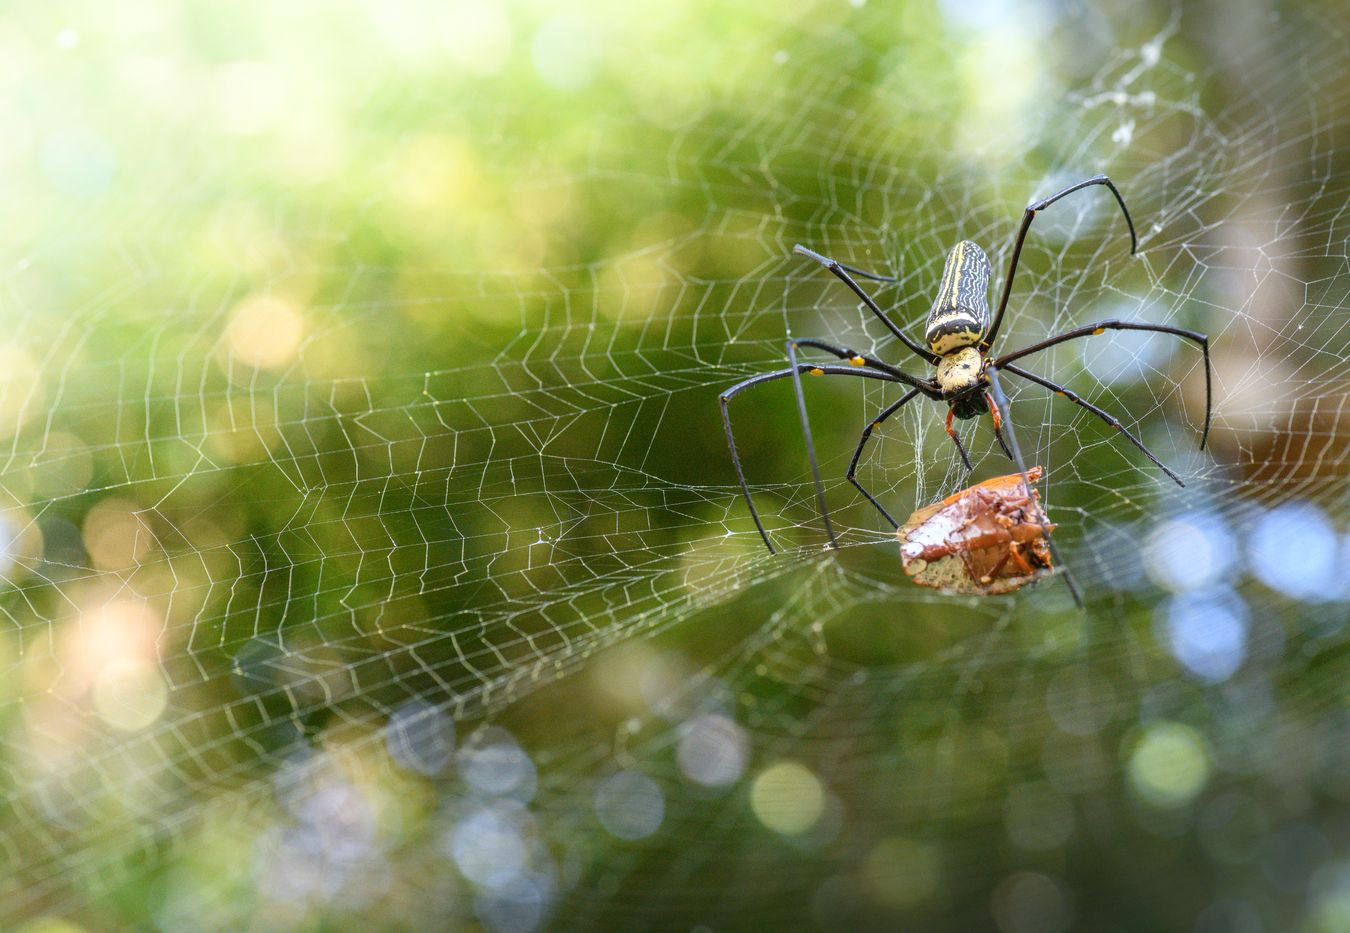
897,467 -> 1055,595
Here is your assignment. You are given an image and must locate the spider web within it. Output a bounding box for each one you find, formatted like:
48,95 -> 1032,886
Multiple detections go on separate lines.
2,1 -> 1349,930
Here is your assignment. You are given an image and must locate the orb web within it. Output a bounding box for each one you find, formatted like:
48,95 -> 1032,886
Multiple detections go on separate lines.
1,2 -> 1348,930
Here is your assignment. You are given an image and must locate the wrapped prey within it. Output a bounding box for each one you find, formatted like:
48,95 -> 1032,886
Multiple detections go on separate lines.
897,467 -> 1055,595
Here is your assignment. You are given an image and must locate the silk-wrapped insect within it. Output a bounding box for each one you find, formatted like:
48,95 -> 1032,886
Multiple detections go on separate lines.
896,467 -> 1055,595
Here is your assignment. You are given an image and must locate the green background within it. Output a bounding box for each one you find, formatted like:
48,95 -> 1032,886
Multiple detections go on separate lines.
1,0 -> 1348,930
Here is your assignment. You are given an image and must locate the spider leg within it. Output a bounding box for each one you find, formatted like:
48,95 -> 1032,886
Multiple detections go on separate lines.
845,388 -> 922,529
719,364 -> 911,554
833,260 -> 898,283
785,338 -> 938,545
785,338 -> 946,548
992,424 -> 1015,460
785,341 -> 839,548
1001,362 -> 1184,487
993,319 -> 1212,450
985,392 -> 1003,429
794,245 -> 941,366
944,408 -> 974,471
984,364 -> 1083,608
984,174 -> 1138,350
788,338 -> 942,396
980,391 -> 1017,460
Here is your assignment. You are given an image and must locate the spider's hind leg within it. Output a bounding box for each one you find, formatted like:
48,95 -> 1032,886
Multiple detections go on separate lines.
1000,362 -> 1185,487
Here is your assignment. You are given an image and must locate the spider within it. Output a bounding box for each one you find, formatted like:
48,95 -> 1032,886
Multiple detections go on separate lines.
718,173 -> 1213,561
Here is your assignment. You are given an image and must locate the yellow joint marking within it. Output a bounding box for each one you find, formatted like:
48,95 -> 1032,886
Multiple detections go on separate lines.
809,367 -> 825,376
849,356 -> 866,366
1092,327 -> 1106,335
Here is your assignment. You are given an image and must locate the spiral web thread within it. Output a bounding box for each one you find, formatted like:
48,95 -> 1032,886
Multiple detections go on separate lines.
1,2 -> 1348,928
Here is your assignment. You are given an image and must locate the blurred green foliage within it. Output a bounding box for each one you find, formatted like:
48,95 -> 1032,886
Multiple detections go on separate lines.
1,0 -> 1348,931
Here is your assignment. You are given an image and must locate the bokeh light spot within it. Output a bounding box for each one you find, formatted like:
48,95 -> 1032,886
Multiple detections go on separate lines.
1003,782 -> 1074,851
1307,860 -> 1350,933
39,127 -> 117,196
531,15 -> 601,91
1262,822 -> 1332,893
0,514 -> 20,581
1043,668 -> 1117,736
59,599 -> 163,708
386,700 -> 455,776
677,713 -> 749,788
474,874 -> 552,933
594,771 -> 664,841
1128,722 -> 1210,808
448,802 -> 532,890
0,343 -> 45,441
92,658 -> 168,732
447,1 -> 513,75
82,497 -> 152,571
459,727 -> 538,801
1247,501 -> 1340,602
0,509 -> 41,584
226,294 -> 305,371
750,761 -> 824,836
1162,587 -> 1250,682
860,836 -> 939,908
991,871 -> 1074,933
1144,512 -> 1238,592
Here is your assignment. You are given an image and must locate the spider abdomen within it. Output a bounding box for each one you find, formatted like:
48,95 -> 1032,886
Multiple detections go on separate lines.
925,240 -> 991,355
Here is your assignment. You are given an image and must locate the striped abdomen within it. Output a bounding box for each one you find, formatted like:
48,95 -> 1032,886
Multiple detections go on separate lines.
925,240 -> 991,355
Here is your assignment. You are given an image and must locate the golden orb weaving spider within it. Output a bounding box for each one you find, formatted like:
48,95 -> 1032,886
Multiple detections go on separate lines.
719,174 -> 1213,558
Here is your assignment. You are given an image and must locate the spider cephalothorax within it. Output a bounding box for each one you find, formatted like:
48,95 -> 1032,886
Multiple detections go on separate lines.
719,173 -> 1214,594
934,346 -> 985,400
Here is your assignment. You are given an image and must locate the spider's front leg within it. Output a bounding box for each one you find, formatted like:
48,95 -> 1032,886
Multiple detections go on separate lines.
719,362 -> 928,554
785,338 -> 942,547
943,408 -> 974,472
984,174 -> 1138,349
984,391 -> 1003,430
793,246 -> 939,366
